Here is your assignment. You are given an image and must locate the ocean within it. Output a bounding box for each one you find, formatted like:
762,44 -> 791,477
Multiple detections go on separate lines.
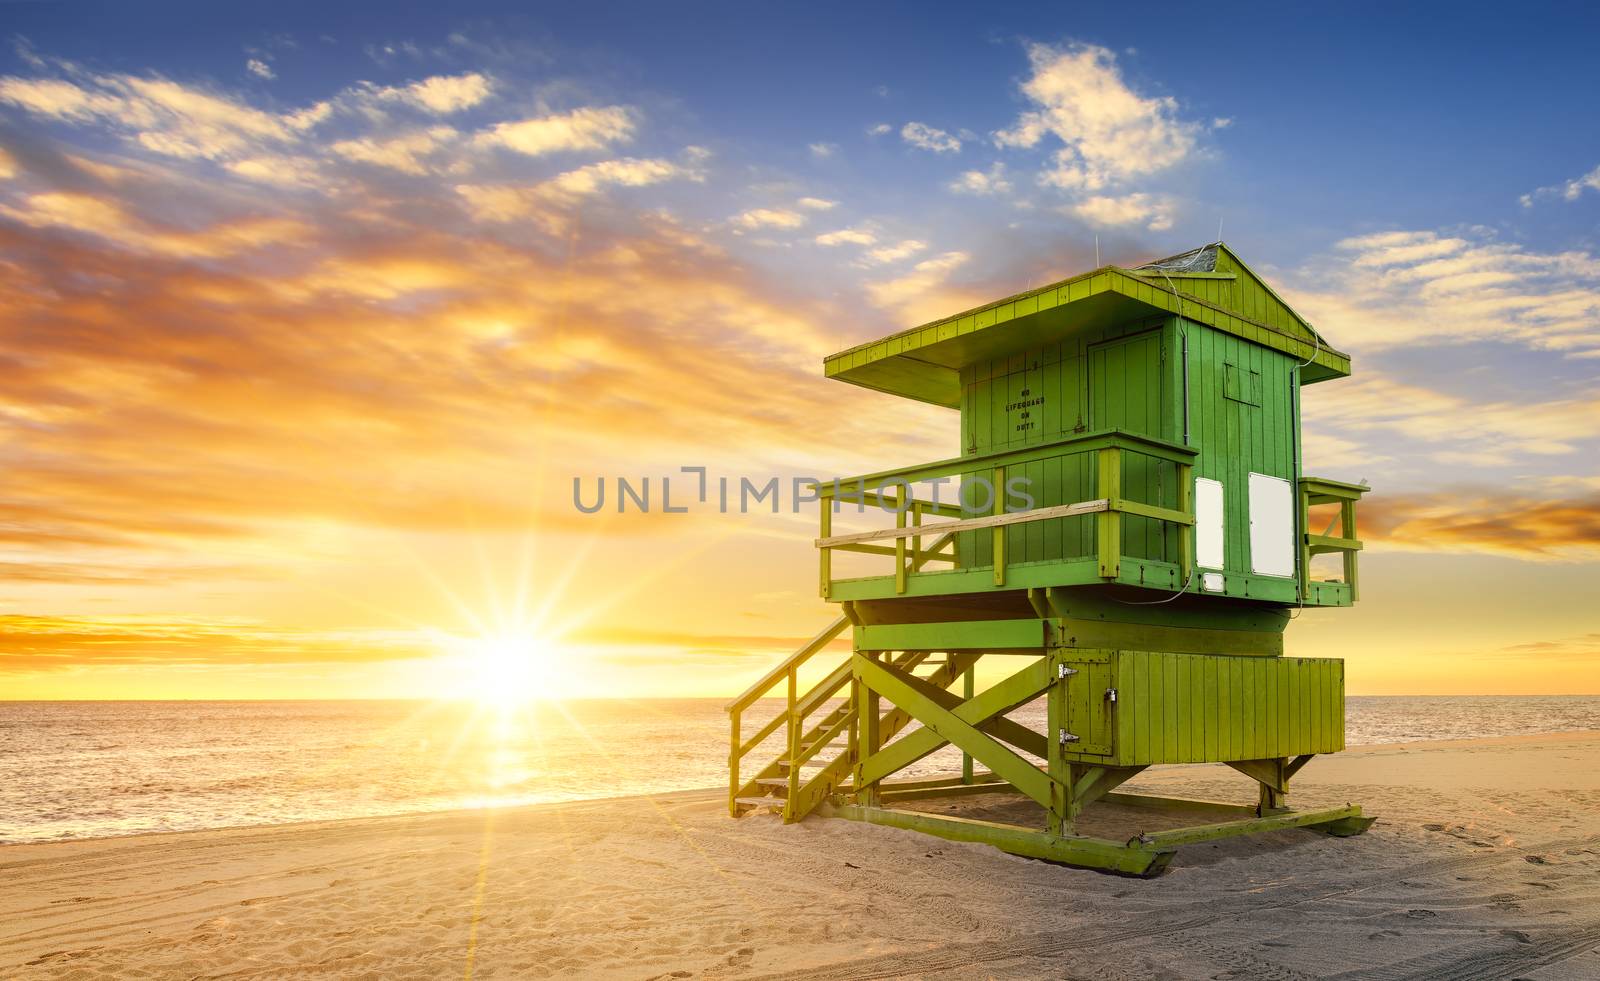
3,696 -> 1599,845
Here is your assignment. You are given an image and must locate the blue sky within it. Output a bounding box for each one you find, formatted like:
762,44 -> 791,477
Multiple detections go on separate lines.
0,2 -> 1597,696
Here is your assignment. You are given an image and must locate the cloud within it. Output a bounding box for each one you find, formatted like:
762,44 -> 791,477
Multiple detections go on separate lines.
808,142 -> 837,158
475,104 -> 633,156
1070,192 -> 1173,230
1301,373 -> 1600,468
0,190 -> 308,257
901,121 -> 960,153
1361,490 -> 1600,561
865,250 -> 973,322
796,196 -> 836,211
0,71 -> 319,161
947,163 -> 1011,195
330,126 -> 457,175
867,123 -> 891,137
0,615 -> 432,671
1521,163 -> 1600,206
731,207 -> 807,230
393,72 -> 492,113
815,226 -> 876,247
862,239 -> 926,264
994,41 -> 1201,191
246,58 -> 276,81
455,155 -> 698,228
1283,230 -> 1600,357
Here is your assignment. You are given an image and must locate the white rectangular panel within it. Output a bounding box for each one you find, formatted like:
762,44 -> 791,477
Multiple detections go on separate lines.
1248,472 -> 1295,578
1202,572 -> 1225,592
1194,477 -> 1224,570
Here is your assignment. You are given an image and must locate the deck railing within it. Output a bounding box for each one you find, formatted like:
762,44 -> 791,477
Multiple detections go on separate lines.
813,429 -> 1197,596
1299,477 -> 1367,602
723,531 -> 958,817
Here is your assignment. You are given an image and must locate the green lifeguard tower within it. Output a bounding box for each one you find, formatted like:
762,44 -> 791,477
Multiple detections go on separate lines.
726,243 -> 1373,876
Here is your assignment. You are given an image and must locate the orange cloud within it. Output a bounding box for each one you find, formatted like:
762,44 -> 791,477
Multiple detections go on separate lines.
1362,491 -> 1600,560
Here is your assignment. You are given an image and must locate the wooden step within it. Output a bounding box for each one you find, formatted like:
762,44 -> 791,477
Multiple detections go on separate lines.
754,778 -> 790,788
734,796 -> 784,808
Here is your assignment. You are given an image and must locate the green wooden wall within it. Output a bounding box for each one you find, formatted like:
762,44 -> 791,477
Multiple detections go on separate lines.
1060,650 -> 1344,766
951,314 -> 1300,585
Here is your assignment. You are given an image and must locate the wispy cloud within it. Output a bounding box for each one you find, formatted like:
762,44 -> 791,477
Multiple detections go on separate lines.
1284,230 -> 1600,357
1521,163 -> 1600,206
1069,191 -> 1173,230
947,162 -> 1011,195
900,121 -> 960,153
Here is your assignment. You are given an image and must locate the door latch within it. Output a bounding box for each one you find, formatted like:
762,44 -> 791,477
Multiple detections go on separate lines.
1105,687 -> 1118,703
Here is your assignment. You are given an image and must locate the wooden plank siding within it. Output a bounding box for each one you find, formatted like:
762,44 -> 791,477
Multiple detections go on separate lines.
1058,651 -> 1344,766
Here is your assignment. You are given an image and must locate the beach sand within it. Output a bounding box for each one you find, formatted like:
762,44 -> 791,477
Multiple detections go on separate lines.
4,731 -> 1600,980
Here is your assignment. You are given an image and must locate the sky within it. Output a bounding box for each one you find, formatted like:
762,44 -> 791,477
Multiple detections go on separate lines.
1,1 -> 1598,699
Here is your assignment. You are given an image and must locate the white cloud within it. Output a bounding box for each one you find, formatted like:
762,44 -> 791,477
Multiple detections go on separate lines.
815,226 -> 876,247
732,207 -> 807,230
947,162 -> 1011,195
1521,163 -> 1600,207
455,155 -> 697,229
0,72 -> 315,161
994,42 -> 1200,190
1283,230 -> 1600,357
1211,116 -> 1232,129
1070,192 -> 1173,231
331,127 -> 456,175
808,142 -> 837,158
477,105 -> 634,157
397,72 -> 492,113
246,59 -> 275,81
796,196 -> 837,211
863,239 -> 926,264
867,123 -> 891,137
901,121 -> 960,153
865,251 -> 972,321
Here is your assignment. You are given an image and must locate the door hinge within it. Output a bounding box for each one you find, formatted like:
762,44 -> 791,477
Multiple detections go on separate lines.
1056,664 -> 1078,680
1058,729 -> 1080,745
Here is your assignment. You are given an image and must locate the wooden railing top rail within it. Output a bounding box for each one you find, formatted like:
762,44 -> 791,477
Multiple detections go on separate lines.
814,429 -> 1196,498
723,530 -> 957,715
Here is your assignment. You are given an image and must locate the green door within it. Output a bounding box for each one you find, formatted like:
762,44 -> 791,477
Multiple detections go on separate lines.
1088,331 -> 1170,562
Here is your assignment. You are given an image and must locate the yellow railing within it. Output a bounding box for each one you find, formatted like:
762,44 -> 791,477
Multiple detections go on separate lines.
724,531 -> 957,817
1299,476 -> 1367,602
814,429 -> 1197,596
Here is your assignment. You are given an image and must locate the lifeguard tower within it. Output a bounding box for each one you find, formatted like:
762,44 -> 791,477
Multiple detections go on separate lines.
726,243 -> 1373,876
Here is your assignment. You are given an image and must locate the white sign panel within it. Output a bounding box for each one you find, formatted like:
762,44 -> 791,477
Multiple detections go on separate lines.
1194,478 -> 1225,570
1248,472 -> 1295,578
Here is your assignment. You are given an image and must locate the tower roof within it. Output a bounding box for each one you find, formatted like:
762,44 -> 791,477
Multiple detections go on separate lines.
826,243 -> 1348,407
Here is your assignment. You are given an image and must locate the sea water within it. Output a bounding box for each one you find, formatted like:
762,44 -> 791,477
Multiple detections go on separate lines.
3,696 -> 1599,844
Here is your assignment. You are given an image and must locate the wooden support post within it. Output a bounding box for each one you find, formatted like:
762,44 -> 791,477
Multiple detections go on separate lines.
1047,651 -> 1069,835
1177,461 -> 1194,585
991,465 -> 1006,586
819,499 -> 832,599
728,708 -> 740,817
1097,447 -> 1122,579
911,501 -> 922,584
854,652 -> 881,807
961,664 -> 975,784
894,486 -> 907,595
1341,498 -> 1359,601
785,668 -> 800,816
1298,483 -> 1312,602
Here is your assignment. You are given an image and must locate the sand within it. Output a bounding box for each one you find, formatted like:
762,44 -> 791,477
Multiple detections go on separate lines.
4,731 -> 1600,980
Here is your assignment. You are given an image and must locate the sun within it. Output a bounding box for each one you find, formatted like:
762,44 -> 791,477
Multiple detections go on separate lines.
451,631 -> 560,706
